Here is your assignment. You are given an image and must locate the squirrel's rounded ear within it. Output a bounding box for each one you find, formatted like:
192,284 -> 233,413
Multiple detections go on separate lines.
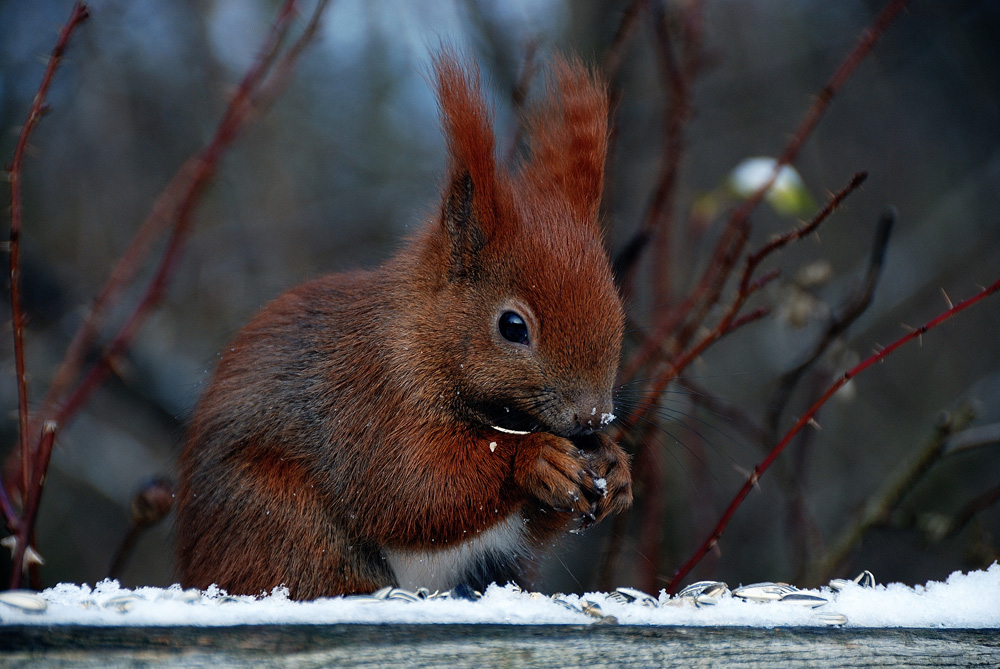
523,54 -> 609,226
433,50 -> 508,280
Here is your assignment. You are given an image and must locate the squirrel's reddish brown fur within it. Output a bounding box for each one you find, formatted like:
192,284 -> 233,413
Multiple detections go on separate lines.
175,51 -> 632,599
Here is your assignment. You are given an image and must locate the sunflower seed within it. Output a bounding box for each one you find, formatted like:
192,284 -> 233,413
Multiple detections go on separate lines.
779,591 -> 828,608
732,582 -> 798,602
853,570 -> 876,588
0,590 -> 46,612
815,612 -> 849,626
103,594 -> 142,612
614,586 -> 659,607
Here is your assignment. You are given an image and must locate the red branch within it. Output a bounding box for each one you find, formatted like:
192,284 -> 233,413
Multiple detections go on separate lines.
647,0 -> 703,305
35,0 -> 330,441
739,171 -> 868,294
643,0 -> 909,359
4,0 -> 328,586
724,0 -> 909,244
39,0 -> 301,434
602,0 -> 649,83
664,276 -> 1000,593
616,171 -> 867,436
4,2 -> 89,530
9,423 -> 57,588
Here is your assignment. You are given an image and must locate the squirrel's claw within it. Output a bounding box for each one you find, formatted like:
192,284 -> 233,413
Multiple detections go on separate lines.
582,433 -> 633,522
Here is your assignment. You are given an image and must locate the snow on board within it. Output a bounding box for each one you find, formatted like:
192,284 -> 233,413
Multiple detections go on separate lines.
0,562 -> 997,628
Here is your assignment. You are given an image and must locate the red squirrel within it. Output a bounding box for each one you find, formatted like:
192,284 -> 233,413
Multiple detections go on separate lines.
175,51 -> 632,599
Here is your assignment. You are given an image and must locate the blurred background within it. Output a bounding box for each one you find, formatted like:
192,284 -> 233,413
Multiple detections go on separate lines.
1,0 -> 998,594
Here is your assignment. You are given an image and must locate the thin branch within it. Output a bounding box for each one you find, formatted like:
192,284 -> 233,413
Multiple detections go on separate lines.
726,0 -> 910,239
677,379 -> 770,447
596,506 -> 629,591
943,421 -> 1000,456
31,0 -> 303,437
3,1 -> 89,530
3,0 -> 329,586
602,0 -> 649,83
248,0 -> 331,115
636,420 -> 668,593
805,403 -> 977,585
46,0 -> 327,432
936,483 -> 1000,541
616,0 -> 704,301
107,477 -> 174,580
664,278 -> 1000,593
0,483 -> 17,534
9,421 -> 58,589
616,225 -> 743,387
32,3 -> 304,433
765,202 -> 891,440
641,0 -> 908,355
616,172 -> 866,436
741,173 -> 869,295
776,0 -> 911,172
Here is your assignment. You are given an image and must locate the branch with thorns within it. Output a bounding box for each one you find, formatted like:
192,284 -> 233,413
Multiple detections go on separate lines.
664,278 -> 1000,593
597,0 -> 917,591
3,0 -> 329,590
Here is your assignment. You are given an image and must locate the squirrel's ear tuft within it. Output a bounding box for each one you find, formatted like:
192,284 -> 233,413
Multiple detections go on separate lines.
442,169 -> 486,280
523,54 -> 609,225
433,50 -> 507,280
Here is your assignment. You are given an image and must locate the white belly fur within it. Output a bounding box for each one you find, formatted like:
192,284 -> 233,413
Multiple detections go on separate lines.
386,513 -> 527,592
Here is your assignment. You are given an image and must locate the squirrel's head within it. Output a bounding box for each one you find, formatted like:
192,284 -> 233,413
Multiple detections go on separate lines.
414,51 -> 623,439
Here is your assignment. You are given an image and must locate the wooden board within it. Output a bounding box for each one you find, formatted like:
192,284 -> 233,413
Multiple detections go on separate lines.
2,624 -> 999,668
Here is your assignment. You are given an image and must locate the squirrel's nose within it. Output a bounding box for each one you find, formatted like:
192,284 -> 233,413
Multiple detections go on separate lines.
570,394 -> 616,434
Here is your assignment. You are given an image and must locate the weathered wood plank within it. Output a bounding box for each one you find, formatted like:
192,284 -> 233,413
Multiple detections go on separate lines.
2,625 -> 998,668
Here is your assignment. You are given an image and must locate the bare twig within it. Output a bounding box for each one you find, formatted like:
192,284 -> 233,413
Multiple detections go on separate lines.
247,0 -> 331,116
636,421 -> 668,593
107,478 -> 174,580
677,379 -> 771,446
616,0 -> 704,302
4,2 -> 89,529
49,0 -> 330,434
616,172 -> 867,437
9,422 -> 58,588
934,483 -> 1000,542
602,0 -> 649,83
726,0 -> 910,241
3,0 -> 329,588
596,507 -> 629,591
805,404 -> 977,585
35,0 -> 306,436
765,202 -> 891,440
943,421 -> 1000,456
664,278 -> 1000,593
742,173 -> 869,295
648,0 -> 909,355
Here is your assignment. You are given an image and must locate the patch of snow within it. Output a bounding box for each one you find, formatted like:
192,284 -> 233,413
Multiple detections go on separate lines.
1,563 -> 997,628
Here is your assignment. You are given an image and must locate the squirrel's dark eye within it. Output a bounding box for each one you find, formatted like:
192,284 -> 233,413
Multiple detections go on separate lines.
498,311 -> 530,345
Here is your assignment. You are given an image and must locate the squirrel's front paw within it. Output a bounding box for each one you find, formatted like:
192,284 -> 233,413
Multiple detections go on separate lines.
519,434 -> 602,522
574,432 -> 633,526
